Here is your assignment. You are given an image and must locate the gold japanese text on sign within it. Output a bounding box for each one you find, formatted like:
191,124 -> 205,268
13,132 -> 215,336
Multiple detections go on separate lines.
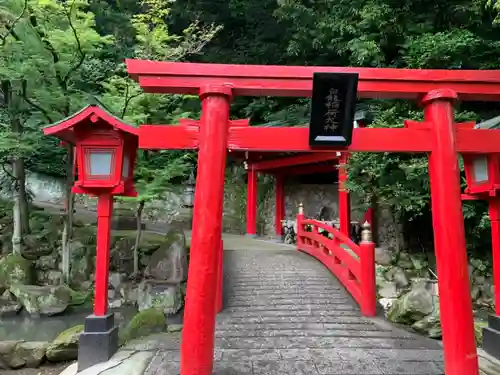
324,88 -> 341,132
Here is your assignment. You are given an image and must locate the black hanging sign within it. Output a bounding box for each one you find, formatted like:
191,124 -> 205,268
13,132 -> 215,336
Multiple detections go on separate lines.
309,72 -> 359,147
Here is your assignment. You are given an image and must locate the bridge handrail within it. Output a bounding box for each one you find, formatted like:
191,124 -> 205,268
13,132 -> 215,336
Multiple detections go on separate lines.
296,206 -> 376,317
301,219 -> 361,257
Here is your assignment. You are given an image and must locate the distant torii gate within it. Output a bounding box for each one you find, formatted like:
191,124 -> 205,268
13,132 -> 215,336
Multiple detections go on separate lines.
127,60 -> 500,375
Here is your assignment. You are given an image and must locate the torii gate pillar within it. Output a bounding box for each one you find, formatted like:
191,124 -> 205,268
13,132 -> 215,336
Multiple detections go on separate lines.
180,85 -> 232,375
423,89 -> 478,374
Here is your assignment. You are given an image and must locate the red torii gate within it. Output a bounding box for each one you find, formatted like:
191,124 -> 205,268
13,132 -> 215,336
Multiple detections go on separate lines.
240,117 -> 370,240
127,59 -> 500,375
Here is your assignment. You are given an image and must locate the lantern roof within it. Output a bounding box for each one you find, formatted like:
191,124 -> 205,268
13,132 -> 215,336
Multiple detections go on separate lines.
43,105 -> 138,144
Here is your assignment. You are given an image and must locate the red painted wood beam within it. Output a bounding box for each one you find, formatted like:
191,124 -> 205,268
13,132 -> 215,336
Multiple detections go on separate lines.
252,152 -> 339,171
126,59 -> 500,101
246,167 -> 258,237
229,127 -> 433,152
266,163 -> 337,176
139,125 -> 199,149
461,194 -> 483,201
338,154 -> 351,237
228,127 -> 500,153
275,175 -> 285,238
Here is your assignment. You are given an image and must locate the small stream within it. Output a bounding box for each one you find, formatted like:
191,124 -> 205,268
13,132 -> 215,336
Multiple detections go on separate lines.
0,306 -> 138,342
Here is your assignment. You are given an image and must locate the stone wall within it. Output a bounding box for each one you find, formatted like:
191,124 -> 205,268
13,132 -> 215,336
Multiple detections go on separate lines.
256,179 -> 397,247
19,171 -> 397,247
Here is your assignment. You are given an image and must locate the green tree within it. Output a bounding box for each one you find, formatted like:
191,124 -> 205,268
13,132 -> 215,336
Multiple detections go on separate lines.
0,0 -> 112,280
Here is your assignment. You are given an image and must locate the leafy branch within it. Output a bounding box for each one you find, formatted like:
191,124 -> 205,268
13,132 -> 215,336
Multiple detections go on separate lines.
0,0 -> 27,45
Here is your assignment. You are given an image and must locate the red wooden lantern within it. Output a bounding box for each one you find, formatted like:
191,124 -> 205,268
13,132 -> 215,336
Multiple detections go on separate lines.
463,153 -> 500,196
43,105 -> 138,197
43,105 -> 139,371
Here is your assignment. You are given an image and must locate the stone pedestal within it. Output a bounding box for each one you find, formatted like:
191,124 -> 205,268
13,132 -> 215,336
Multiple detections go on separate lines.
483,315 -> 500,361
78,314 -> 119,372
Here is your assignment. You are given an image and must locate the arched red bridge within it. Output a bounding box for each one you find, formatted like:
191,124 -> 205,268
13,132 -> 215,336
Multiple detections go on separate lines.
144,225 -> 444,375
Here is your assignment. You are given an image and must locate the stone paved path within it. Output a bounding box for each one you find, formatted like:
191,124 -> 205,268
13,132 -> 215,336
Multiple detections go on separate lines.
143,249 -> 445,375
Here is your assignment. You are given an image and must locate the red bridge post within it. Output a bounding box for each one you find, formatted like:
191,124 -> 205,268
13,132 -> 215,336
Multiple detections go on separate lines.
359,222 -> 376,316
180,85 -> 232,375
296,203 -> 304,248
246,165 -> 258,237
424,89 -> 478,375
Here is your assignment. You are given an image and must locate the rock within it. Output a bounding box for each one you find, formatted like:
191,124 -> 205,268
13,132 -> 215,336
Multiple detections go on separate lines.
109,272 -> 127,290
145,229 -> 188,283
35,254 -> 58,271
471,285 -> 481,301
45,325 -> 83,362
0,254 -> 34,288
0,341 -> 25,369
375,247 -> 392,266
379,297 -> 396,311
10,284 -> 71,316
387,285 -> 434,324
378,281 -> 399,298
70,241 -> 92,285
167,324 -> 183,333
119,284 -> 138,305
79,280 -> 93,291
0,299 -> 22,317
110,237 -> 135,274
137,280 -> 183,316
475,275 -> 486,285
109,299 -> 122,309
120,308 -> 166,343
108,289 -> 116,300
393,269 -> 409,288
15,341 -> 49,368
412,303 -> 441,339
384,266 -> 404,282
36,270 -> 62,286
396,252 -> 414,269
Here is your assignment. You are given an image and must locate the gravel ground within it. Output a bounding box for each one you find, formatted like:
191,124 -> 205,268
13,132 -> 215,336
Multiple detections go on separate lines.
3,362 -> 71,375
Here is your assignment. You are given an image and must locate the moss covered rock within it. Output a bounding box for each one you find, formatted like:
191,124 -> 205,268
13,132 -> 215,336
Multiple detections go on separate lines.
15,341 -> 50,368
145,229 -> 187,283
475,320 -> 489,346
45,325 -> 83,362
10,284 -> 71,316
137,280 -> 183,316
387,286 -> 434,324
0,254 -> 33,288
120,308 -> 166,343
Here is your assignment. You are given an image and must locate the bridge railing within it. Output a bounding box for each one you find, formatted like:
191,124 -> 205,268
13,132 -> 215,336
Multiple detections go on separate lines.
296,204 -> 377,316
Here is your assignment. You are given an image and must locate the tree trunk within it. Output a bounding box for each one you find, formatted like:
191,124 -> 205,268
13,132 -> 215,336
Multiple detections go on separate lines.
11,162 -> 22,255
133,200 -> 145,277
3,80 -> 29,253
18,158 -> 30,235
61,145 -> 75,284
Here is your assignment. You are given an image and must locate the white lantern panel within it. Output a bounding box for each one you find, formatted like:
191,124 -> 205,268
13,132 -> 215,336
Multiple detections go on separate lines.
472,156 -> 489,183
122,154 -> 130,178
89,150 -> 113,176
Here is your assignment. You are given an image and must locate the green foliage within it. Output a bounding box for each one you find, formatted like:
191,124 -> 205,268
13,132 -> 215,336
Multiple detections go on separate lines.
120,308 -> 166,343
1,0 -> 500,259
